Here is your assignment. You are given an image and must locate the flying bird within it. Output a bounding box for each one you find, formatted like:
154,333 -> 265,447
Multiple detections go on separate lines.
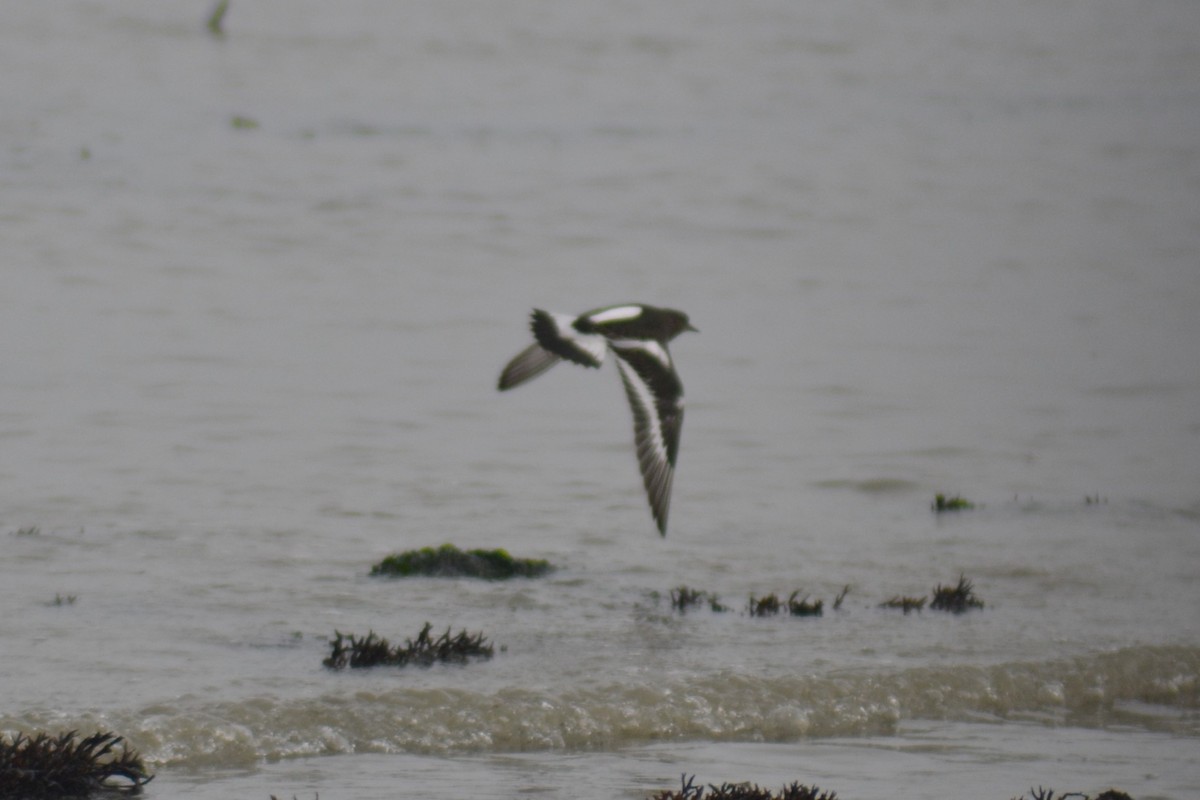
498,304 -> 696,535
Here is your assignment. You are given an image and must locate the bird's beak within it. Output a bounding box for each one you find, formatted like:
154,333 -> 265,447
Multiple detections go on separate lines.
687,323 -> 699,333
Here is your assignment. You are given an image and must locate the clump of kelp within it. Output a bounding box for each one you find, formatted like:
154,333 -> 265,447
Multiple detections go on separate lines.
877,575 -> 985,614
323,622 -> 493,669
878,594 -> 926,614
664,578 -> 983,618
370,543 -> 551,579
930,574 -> 985,613
651,774 -> 837,800
670,586 -> 730,613
648,777 -> 1136,800
663,586 -> 851,617
748,591 -> 824,617
0,730 -> 153,797
1013,789 -> 1133,800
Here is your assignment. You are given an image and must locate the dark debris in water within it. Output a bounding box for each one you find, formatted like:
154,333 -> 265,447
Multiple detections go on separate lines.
0,730 -> 153,797
370,543 -> 552,580
323,622 -> 493,669
651,774 -> 837,800
930,574 -> 985,613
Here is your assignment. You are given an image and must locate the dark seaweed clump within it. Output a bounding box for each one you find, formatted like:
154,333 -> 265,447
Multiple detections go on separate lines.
324,622 -> 493,669
0,730 -> 153,797
370,544 -> 551,579
670,586 -> 729,613
879,595 -> 927,614
651,774 -> 836,800
748,591 -> 823,618
648,776 -> 1135,800
1014,789 -> 1133,800
930,574 -> 985,613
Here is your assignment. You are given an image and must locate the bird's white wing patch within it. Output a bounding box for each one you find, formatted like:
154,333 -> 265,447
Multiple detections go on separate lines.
567,330 -> 609,366
532,310 -> 607,368
586,305 -> 644,324
610,338 -> 671,369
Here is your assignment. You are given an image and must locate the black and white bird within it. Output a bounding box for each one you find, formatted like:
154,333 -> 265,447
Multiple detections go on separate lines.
498,304 -> 696,536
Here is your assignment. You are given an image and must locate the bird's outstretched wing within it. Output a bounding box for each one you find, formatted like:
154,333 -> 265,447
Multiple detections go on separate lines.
610,339 -> 685,536
497,309 -> 608,390
530,309 -> 607,368
497,343 -> 561,390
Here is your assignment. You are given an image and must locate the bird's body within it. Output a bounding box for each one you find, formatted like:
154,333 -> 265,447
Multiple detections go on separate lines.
498,304 -> 696,535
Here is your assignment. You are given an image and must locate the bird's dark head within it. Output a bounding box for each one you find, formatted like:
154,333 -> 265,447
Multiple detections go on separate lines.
667,310 -> 698,339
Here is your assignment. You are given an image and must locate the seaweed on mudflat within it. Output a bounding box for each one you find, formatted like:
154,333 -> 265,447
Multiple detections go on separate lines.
369,543 -> 551,579
747,593 -> 782,617
651,773 -> 837,800
747,591 -> 823,618
0,730 -> 153,797
879,595 -> 927,614
929,574 -> 985,613
670,586 -> 729,613
1014,788 -> 1134,800
324,622 -> 493,669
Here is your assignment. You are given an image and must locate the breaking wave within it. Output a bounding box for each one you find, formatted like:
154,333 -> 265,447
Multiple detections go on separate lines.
9,645 -> 1197,769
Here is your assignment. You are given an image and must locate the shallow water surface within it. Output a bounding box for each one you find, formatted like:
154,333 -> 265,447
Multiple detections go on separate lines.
2,2 -> 1199,798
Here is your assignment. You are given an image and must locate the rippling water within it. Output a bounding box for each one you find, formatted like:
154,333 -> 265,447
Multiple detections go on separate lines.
3,2 -> 1199,798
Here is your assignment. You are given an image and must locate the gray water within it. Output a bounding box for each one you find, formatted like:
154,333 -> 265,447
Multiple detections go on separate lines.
3,2 -> 1199,798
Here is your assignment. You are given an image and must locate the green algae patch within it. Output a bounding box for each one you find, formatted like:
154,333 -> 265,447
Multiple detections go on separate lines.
369,543 -> 552,580
932,493 -> 976,512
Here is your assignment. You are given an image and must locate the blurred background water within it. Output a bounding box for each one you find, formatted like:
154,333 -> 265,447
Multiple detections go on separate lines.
2,2 -> 1198,798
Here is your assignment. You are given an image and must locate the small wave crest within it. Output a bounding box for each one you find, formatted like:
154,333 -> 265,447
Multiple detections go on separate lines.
10,646 -> 1195,769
